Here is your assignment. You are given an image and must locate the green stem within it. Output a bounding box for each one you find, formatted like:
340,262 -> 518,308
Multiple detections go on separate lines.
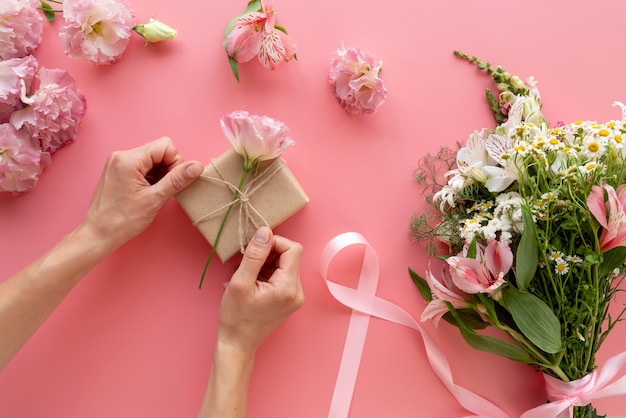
198,166 -> 251,289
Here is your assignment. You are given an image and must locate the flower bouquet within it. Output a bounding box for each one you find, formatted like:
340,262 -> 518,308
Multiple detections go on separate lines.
410,51 -> 626,418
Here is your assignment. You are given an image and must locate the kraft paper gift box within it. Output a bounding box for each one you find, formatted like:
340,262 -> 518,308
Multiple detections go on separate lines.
175,149 -> 309,262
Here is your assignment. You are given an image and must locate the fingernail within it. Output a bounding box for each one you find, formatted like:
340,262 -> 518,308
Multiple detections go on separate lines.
254,227 -> 270,244
185,163 -> 203,178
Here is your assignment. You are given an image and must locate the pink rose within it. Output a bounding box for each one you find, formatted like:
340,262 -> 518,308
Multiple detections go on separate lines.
0,0 -> 43,60
0,123 -> 51,194
220,110 -> 294,169
0,55 -> 39,123
59,0 -> 135,65
11,67 -> 87,153
328,45 -> 388,115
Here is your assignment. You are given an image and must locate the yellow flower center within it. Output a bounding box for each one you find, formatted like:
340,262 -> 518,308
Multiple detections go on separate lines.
615,135 -> 623,144
587,142 -> 600,152
592,123 -> 601,129
598,129 -> 610,137
556,263 -> 567,272
91,21 -> 103,34
608,122 -> 616,128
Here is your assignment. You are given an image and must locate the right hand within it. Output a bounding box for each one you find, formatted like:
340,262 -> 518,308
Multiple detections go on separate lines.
216,226 -> 305,357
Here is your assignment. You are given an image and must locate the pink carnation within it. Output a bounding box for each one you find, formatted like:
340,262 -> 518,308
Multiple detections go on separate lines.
11,68 -> 87,153
0,55 -> 39,123
59,0 -> 135,65
0,123 -> 51,194
0,0 -> 43,60
328,45 -> 388,115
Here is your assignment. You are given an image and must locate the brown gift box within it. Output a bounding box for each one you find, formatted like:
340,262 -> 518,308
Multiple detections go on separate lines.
175,149 -> 309,262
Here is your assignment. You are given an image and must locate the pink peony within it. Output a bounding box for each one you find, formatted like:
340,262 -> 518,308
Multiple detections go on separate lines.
328,45 -> 388,115
220,110 -> 294,169
226,0 -> 297,70
0,0 -> 43,60
0,123 -> 51,194
0,55 -> 39,123
59,0 -> 135,65
11,67 -> 87,153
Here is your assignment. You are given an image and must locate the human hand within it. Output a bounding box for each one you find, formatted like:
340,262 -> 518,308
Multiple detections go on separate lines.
81,137 -> 204,252
217,226 -> 305,358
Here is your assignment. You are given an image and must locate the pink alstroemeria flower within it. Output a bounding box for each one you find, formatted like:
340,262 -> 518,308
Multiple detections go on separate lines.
328,45 -> 388,115
587,183 -> 626,252
11,68 -> 87,154
0,0 -> 43,60
0,123 -> 51,194
226,0 -> 297,70
220,110 -> 294,169
421,265 -> 471,327
59,0 -> 135,65
447,239 -> 512,295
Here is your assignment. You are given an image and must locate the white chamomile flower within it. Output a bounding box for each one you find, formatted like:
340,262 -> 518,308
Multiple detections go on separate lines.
554,258 -> 569,275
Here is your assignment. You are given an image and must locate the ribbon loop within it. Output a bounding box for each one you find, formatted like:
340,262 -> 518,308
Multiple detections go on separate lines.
320,232 -> 509,418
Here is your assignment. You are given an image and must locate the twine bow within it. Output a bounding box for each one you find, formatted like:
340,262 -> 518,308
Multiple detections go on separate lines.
192,158 -> 284,253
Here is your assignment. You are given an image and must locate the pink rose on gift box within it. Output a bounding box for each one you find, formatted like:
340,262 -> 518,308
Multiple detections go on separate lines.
0,55 -> 38,122
0,0 -> 43,60
59,0 -> 135,65
328,45 -> 388,115
11,68 -> 87,154
0,123 -> 51,194
221,110 -> 295,169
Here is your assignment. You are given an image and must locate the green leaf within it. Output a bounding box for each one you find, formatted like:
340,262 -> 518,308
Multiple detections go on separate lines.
443,308 -> 489,330
516,205 -> 538,290
466,238 -> 477,259
39,1 -> 56,22
227,55 -> 240,83
502,287 -> 562,354
459,327 -> 534,363
600,246 -> 626,277
408,268 -> 432,302
445,303 -> 533,363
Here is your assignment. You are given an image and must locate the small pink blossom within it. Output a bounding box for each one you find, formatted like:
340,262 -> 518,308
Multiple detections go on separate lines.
447,239 -> 512,295
11,68 -> 87,153
0,0 -> 43,60
59,0 -> 135,65
0,123 -> 51,194
421,265 -> 472,326
226,0 -> 297,71
0,55 -> 39,123
220,110 -> 294,169
587,183 -> 626,251
328,45 -> 388,115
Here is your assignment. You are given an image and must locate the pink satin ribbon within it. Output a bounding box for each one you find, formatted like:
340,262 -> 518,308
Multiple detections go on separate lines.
521,351 -> 626,418
320,232 -> 510,418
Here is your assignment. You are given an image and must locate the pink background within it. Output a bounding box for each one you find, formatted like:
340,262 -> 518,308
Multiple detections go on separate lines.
1,0 -> 626,417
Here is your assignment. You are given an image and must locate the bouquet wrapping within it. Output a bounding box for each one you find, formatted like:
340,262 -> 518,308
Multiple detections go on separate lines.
410,51 -> 626,418
176,149 -> 309,262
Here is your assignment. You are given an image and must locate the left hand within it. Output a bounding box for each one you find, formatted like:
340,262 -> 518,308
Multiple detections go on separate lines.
81,136 -> 204,252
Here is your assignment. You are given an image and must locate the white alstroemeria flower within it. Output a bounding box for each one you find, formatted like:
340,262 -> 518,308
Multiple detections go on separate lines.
481,133 -> 520,192
455,129 -> 496,183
